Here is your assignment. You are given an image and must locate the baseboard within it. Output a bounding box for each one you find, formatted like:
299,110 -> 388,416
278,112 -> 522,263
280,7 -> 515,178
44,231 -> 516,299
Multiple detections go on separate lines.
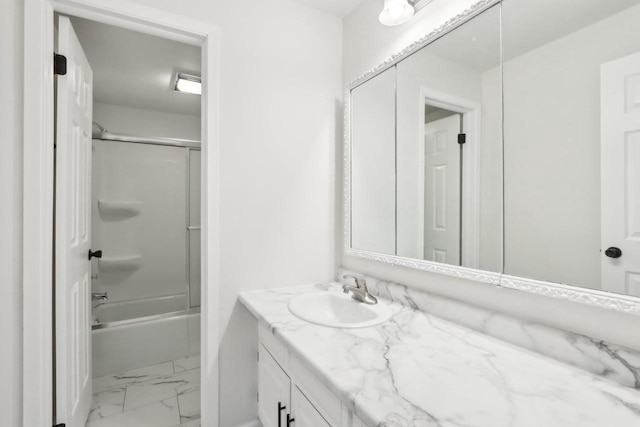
234,419 -> 262,427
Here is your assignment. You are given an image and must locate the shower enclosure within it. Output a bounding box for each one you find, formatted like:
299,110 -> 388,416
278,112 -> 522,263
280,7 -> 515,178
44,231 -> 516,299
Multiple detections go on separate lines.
90,124 -> 201,376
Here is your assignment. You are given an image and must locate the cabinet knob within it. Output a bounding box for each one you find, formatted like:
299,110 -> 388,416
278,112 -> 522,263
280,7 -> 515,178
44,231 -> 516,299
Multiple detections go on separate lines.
287,414 -> 295,426
277,402 -> 286,427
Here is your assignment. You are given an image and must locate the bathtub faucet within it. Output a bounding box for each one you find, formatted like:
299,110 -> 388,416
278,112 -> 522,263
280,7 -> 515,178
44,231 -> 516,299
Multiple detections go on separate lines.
92,292 -> 108,301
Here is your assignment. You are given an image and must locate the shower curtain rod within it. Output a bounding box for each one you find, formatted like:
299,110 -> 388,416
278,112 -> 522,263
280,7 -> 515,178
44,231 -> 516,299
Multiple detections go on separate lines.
92,122 -> 201,149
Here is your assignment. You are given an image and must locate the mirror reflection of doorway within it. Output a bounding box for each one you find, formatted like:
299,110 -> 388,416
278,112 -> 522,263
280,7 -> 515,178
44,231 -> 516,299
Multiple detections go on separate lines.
422,106 -> 462,264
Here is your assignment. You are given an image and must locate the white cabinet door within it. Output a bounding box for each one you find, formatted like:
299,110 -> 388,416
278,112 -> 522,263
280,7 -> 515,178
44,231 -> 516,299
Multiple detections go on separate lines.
291,386 -> 330,427
259,345 -> 291,427
55,15 -> 93,427
601,52 -> 640,297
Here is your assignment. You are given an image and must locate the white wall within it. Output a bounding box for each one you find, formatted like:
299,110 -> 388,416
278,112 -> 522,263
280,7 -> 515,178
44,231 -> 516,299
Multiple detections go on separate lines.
342,0 -> 640,353
0,0 -> 23,424
93,102 -> 201,141
503,4 -> 640,290
4,0 -> 341,426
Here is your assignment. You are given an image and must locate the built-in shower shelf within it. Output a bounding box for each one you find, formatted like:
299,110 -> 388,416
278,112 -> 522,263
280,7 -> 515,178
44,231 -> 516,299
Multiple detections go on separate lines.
98,200 -> 142,220
98,255 -> 142,273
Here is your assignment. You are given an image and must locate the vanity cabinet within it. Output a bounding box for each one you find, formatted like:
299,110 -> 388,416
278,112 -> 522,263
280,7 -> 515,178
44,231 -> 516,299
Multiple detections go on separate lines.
257,324 -> 366,427
258,344 -> 329,427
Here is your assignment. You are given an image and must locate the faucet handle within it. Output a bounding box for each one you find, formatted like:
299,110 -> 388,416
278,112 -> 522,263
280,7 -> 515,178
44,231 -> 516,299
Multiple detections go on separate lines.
343,274 -> 366,290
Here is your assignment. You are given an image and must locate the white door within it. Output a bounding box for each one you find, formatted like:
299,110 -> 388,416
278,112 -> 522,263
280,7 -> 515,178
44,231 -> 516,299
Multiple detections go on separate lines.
291,386 -> 330,427
258,345 -> 291,427
55,15 -> 93,427
601,52 -> 640,297
423,114 -> 461,265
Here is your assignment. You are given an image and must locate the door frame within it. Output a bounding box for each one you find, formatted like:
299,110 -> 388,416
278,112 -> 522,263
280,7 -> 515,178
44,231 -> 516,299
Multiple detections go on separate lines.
23,0 -> 220,426
416,86 -> 481,267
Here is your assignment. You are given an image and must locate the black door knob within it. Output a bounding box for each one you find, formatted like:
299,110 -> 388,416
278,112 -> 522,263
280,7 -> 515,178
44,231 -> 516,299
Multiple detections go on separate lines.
605,247 -> 622,258
88,249 -> 103,260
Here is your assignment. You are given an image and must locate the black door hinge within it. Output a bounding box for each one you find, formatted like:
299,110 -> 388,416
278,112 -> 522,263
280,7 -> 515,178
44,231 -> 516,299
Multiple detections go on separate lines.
458,133 -> 466,145
54,53 -> 67,76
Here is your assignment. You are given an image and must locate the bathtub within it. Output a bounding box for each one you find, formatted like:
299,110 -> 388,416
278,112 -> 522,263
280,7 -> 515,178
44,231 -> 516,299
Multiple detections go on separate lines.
92,296 -> 200,377
93,294 -> 187,325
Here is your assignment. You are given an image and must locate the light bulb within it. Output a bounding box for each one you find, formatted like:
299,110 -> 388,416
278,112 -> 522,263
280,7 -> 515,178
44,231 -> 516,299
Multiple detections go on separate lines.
379,0 -> 415,26
388,2 -> 403,18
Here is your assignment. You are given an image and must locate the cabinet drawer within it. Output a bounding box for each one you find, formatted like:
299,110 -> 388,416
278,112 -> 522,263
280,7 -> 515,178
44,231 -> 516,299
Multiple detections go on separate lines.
259,322 -> 289,369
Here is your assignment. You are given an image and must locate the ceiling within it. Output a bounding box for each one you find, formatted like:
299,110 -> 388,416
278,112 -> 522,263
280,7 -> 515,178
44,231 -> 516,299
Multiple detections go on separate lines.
291,0 -> 365,17
70,17 -> 201,116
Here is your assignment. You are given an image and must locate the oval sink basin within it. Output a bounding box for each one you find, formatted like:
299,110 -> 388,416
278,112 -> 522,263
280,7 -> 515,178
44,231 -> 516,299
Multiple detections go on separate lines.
288,292 -> 395,328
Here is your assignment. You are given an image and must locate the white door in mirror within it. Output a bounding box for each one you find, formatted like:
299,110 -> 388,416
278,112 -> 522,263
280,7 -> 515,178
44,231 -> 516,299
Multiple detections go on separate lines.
601,52 -> 640,297
423,113 -> 462,264
288,292 -> 395,328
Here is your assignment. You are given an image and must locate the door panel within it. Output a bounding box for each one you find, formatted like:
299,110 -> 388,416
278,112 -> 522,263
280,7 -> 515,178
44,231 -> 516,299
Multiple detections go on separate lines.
291,386 -> 330,427
55,15 -> 93,427
601,52 -> 640,296
424,114 -> 461,265
258,345 -> 291,427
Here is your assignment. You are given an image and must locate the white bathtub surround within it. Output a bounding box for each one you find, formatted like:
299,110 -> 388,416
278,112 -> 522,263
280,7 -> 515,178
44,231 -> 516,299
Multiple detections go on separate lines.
92,312 -> 200,377
338,268 -> 640,389
87,357 -> 200,427
240,283 -> 640,426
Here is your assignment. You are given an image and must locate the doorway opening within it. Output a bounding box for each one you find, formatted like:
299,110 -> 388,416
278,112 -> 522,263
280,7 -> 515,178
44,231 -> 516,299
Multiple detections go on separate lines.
23,2 -> 219,426
416,87 -> 482,269
50,8 -> 209,427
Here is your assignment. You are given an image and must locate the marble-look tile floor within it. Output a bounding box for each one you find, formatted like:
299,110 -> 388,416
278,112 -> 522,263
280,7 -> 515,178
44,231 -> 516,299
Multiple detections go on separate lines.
86,355 -> 200,427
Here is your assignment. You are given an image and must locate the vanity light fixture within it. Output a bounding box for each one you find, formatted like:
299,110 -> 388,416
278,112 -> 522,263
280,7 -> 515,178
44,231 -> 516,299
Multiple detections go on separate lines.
379,0 -> 415,26
174,72 -> 202,95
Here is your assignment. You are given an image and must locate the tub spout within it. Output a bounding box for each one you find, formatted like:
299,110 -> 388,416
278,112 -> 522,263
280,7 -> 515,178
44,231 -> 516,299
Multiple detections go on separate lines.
92,292 -> 108,301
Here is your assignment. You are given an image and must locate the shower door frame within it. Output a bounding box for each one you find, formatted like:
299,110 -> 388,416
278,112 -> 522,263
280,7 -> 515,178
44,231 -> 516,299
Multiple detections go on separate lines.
22,0 -> 220,426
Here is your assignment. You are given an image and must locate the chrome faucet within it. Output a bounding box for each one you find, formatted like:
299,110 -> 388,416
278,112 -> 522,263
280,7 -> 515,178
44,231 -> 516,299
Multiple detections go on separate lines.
91,292 -> 108,301
342,275 -> 377,305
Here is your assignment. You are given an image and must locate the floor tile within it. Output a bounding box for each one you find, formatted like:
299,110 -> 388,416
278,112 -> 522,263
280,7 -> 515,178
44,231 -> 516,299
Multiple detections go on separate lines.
87,387 -> 125,422
174,355 -> 200,373
93,361 -> 175,393
86,397 -> 180,427
123,369 -> 200,411
177,389 -> 200,423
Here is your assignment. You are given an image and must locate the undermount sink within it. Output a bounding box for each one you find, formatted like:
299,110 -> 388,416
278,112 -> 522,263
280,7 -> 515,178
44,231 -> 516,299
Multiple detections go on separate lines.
288,291 -> 395,328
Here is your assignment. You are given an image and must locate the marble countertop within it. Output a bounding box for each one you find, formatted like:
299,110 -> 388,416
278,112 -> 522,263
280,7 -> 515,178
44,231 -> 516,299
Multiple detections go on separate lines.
239,283 -> 640,427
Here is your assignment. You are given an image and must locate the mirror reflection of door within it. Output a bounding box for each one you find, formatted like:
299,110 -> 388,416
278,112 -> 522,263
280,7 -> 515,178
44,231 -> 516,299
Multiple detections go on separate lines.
601,52 -> 640,297
422,107 -> 462,264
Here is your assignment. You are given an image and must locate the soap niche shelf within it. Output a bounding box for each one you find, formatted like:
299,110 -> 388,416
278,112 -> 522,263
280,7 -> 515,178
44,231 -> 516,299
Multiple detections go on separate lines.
98,255 -> 142,273
98,200 -> 142,220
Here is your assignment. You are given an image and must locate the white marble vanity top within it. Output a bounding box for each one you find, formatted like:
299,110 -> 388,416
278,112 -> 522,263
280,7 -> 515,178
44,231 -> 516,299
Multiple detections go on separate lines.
239,283 -> 640,427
